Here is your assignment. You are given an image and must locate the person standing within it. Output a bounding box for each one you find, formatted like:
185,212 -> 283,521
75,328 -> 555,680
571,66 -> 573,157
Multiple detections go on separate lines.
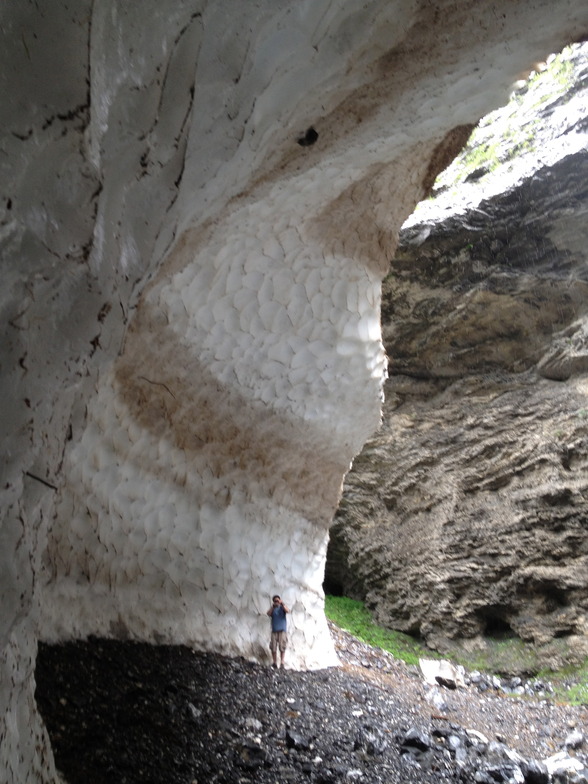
267,594 -> 289,668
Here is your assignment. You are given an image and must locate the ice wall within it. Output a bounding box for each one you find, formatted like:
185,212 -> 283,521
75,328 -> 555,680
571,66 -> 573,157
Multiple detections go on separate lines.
41,194 -> 387,668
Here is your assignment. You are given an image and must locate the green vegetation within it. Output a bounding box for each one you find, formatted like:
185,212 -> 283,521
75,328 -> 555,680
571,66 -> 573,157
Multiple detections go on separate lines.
427,43 -> 580,195
537,658 -> 588,706
325,595 -> 438,666
325,595 -> 588,705
559,675 -> 588,705
521,49 -> 576,105
443,636 -> 544,678
458,139 -> 501,178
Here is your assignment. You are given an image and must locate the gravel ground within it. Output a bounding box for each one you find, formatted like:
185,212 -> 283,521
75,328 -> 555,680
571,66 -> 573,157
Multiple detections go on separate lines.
35,623 -> 588,784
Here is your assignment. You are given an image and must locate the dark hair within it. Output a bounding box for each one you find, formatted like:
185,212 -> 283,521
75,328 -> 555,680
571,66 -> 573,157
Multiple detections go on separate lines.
272,595 -> 280,601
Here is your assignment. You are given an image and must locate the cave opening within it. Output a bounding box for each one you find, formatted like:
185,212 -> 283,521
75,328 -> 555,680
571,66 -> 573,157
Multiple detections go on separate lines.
475,606 -> 517,640
322,574 -> 345,597
543,585 -> 570,611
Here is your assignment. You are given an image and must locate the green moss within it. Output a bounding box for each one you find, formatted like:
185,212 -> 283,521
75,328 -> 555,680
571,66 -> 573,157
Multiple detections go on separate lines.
431,44 -> 579,191
526,49 -> 576,98
459,139 -> 501,176
537,658 -> 588,706
441,636 -> 543,678
325,595 -> 588,705
558,678 -> 588,705
324,595 -> 438,666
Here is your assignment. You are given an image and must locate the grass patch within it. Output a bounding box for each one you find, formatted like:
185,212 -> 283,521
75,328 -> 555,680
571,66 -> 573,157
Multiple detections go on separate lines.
438,636 -> 544,679
427,43 -> 580,196
325,595 -> 438,667
325,595 -> 588,705
538,659 -> 588,706
561,679 -> 588,705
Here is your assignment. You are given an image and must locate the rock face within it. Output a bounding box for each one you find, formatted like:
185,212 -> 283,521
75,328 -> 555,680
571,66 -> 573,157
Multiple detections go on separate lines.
2,1 -> 588,780
326,43 -> 588,670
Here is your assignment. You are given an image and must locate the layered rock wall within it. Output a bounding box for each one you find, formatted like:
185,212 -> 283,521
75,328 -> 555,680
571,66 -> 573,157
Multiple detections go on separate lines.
2,1 -> 588,780
327,43 -> 588,670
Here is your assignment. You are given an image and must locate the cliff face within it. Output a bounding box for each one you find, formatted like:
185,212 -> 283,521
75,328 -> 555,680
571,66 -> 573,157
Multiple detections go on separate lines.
2,1 -> 588,780
326,43 -> 588,671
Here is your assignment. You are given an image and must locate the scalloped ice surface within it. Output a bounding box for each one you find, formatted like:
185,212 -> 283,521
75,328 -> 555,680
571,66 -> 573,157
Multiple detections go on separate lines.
41,179 -> 387,670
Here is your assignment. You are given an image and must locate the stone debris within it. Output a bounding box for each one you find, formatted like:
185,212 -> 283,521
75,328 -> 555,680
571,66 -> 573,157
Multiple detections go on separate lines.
565,730 -> 585,750
544,752 -> 587,780
34,625 -> 588,784
419,657 -> 467,689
